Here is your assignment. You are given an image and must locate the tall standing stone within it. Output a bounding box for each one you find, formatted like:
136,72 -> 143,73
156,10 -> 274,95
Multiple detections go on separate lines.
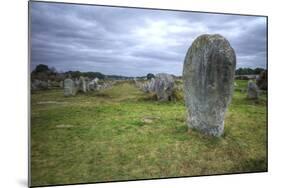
183,34 -> 236,137
64,78 -> 76,96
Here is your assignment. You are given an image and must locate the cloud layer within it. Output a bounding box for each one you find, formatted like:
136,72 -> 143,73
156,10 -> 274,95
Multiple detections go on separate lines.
30,2 -> 267,76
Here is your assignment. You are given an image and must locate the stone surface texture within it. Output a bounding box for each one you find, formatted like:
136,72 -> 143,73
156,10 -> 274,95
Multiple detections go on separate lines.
183,34 -> 236,136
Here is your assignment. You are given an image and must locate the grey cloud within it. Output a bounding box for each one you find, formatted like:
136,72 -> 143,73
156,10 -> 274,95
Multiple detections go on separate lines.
30,2 -> 267,76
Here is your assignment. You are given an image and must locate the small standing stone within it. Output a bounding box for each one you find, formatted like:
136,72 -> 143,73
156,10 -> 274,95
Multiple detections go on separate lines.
183,34 -> 236,137
79,76 -> 87,93
149,78 -> 156,92
247,80 -> 259,99
154,73 -> 175,101
84,77 -> 90,91
64,78 -> 76,96
88,78 -> 99,91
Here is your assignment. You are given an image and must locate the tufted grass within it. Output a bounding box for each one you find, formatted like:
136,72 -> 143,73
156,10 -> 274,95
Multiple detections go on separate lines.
30,80 -> 267,186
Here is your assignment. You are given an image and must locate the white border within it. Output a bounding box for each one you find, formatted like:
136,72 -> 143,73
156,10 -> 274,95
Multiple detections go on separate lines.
1,0 -> 280,188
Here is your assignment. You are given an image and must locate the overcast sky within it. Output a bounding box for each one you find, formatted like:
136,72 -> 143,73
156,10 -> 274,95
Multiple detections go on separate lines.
30,2 -> 267,76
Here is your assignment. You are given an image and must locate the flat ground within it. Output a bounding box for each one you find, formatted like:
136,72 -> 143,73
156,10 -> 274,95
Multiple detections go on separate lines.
30,80 -> 267,186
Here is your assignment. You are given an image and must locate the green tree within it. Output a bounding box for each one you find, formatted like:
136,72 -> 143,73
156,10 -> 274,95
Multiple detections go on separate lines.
147,73 -> 155,80
34,64 -> 50,73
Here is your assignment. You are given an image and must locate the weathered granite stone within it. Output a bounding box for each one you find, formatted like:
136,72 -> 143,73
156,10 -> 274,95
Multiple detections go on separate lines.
149,78 -> 156,92
154,73 -> 175,101
183,34 -> 236,137
84,77 -> 90,91
64,78 -> 76,96
247,80 -> 259,99
74,79 -> 80,87
79,76 -> 87,93
88,79 -> 98,91
143,83 -> 149,93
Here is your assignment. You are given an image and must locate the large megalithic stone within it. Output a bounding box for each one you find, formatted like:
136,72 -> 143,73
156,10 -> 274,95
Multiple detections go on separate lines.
183,34 -> 236,137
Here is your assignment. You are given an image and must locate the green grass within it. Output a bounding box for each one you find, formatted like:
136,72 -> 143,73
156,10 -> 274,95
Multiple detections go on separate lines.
30,81 -> 267,186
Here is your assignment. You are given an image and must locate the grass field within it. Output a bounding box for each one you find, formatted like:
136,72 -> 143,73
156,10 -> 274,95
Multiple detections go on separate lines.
30,80 -> 267,186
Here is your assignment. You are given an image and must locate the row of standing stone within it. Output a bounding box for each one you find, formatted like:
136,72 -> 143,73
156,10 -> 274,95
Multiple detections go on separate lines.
135,73 -> 175,101
32,34 -> 266,137
63,77 -> 115,96
31,79 -> 63,90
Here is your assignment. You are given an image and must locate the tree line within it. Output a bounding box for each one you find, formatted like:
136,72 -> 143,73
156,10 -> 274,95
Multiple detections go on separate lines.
31,64 -> 267,81
235,67 -> 266,75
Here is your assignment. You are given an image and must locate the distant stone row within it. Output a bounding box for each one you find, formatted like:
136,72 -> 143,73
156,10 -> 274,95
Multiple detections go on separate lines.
31,34 -> 266,138
135,73 -> 175,101
31,79 -> 63,90
64,77 -> 115,96
31,77 -> 115,96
